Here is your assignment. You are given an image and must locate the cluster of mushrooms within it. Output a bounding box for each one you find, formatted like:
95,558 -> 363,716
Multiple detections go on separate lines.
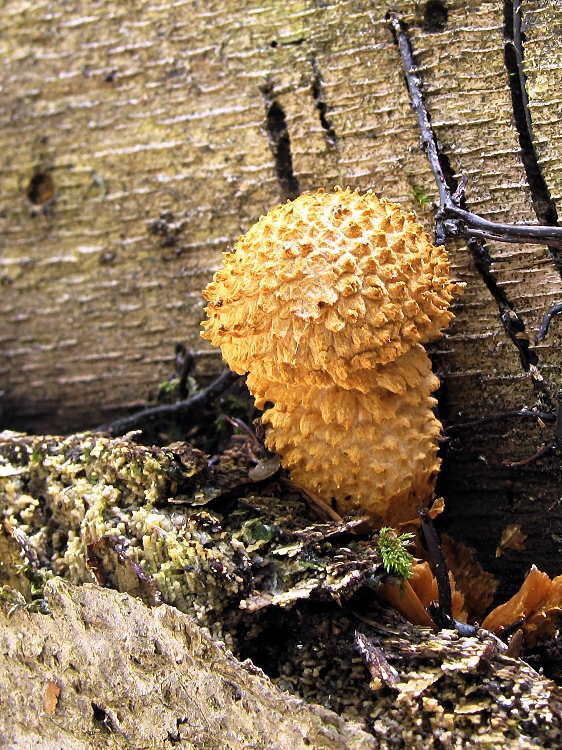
202,187 -> 457,527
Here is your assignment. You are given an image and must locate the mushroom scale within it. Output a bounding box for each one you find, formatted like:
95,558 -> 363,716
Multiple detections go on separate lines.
202,187 -> 457,525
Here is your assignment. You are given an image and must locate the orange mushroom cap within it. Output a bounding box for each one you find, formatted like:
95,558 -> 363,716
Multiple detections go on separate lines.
202,187 -> 456,390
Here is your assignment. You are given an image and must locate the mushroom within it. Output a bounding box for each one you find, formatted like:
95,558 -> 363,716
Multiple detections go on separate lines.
202,187 -> 458,526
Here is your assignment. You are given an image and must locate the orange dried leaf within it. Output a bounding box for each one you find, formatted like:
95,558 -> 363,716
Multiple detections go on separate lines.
482,565 -> 562,646
377,578 -> 436,629
378,560 -> 467,627
409,561 -> 467,623
441,534 -> 498,623
43,679 -> 60,713
396,497 -> 445,531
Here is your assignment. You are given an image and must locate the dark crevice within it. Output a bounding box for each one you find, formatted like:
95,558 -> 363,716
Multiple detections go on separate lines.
269,38 -> 305,48
311,71 -> 338,148
262,86 -> 300,201
423,1 -> 448,33
504,0 -> 562,272
27,172 -> 55,205
431,147 -> 459,200
91,703 -> 110,731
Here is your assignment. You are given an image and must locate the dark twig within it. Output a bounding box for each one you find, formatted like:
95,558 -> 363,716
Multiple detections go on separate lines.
175,344 -> 195,398
502,441 -> 554,468
417,507 -> 453,629
221,414 -> 264,456
95,369 -> 240,436
443,408 -> 555,436
281,478 -> 346,524
536,302 -> 562,343
389,14 -> 562,249
390,13 -> 449,212
502,390 -> 562,466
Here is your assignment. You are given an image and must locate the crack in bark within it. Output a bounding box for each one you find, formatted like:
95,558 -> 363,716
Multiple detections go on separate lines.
262,86 -> 300,202
504,0 -> 562,274
468,238 -> 538,372
311,68 -> 338,149
423,1 -> 448,33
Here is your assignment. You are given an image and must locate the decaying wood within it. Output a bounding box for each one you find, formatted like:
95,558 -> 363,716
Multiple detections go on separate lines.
1,430 -> 561,749
0,578 -> 377,750
2,578 -> 561,749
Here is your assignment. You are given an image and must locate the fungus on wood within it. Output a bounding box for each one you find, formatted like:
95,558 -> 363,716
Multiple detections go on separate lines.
202,187 -> 459,526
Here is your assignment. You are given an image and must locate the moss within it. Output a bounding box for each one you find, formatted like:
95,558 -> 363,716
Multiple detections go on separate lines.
377,527 -> 415,582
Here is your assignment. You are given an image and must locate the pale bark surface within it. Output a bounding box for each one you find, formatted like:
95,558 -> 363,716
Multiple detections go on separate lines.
523,0 -> 562,208
0,578 -> 377,749
2,0 -> 560,430
1,0 -> 562,696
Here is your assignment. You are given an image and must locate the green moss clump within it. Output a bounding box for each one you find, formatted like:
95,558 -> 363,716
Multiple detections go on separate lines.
377,527 -> 415,582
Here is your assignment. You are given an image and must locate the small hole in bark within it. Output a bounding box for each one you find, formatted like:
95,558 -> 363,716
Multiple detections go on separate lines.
27,173 -> 55,204
270,40 -> 278,48
423,1 -> 448,32
91,702 -> 108,727
100,251 -> 116,264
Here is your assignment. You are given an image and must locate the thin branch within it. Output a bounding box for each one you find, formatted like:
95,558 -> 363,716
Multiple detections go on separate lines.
281,478 -> 345,524
388,14 -> 562,249
95,369 -> 240,436
443,408 -> 556,436
502,441 -> 554,468
443,204 -> 562,247
389,13 -> 449,210
417,507 -> 453,629
501,391 -> 562,465
536,302 -> 562,343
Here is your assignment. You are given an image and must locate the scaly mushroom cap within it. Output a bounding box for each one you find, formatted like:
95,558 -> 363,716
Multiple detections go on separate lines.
202,187 -> 455,389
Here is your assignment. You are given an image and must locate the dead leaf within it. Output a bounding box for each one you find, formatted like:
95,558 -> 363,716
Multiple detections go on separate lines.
377,576 -> 437,629
396,497 -> 445,530
495,524 -> 527,558
441,534 -> 498,622
482,565 -> 562,647
378,561 -> 467,628
43,679 -> 60,713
